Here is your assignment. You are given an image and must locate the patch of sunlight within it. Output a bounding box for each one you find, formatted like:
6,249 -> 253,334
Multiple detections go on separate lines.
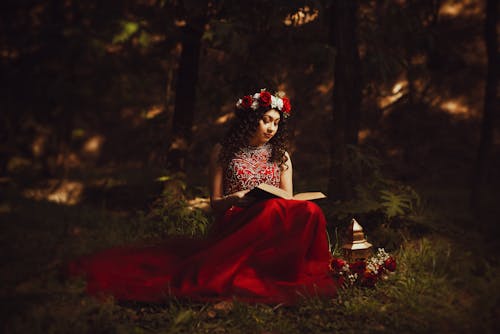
170,137 -> 188,150
175,20 -> 186,27
379,80 -> 407,110
0,177 -> 12,184
392,80 -> 407,95
23,180 -> 84,206
440,0 -> 482,17
151,34 -> 166,43
284,6 -> 319,27
105,44 -> 123,53
0,49 -> 19,59
275,84 -> 289,97
317,81 -> 333,95
82,135 -> 105,156
412,54 -> 427,65
31,134 -> 47,158
387,148 -> 402,157
66,152 -> 81,168
215,112 -> 234,125
144,105 -> 164,119
0,203 -> 11,214
187,197 -> 211,212
440,100 -> 470,115
358,129 -> 371,143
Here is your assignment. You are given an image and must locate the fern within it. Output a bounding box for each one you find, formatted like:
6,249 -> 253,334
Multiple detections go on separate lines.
327,146 -> 423,228
380,190 -> 413,219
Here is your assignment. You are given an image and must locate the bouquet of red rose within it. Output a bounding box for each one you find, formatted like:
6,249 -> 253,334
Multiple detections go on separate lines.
329,248 -> 397,287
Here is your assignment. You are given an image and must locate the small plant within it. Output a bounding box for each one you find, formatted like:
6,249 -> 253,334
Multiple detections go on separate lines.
137,188 -> 212,240
137,177 -> 212,239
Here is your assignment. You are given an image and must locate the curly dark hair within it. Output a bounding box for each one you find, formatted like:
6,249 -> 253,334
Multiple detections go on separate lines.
219,106 -> 290,169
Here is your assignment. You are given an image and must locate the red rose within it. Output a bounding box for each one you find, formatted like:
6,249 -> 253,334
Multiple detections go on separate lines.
349,261 -> 366,275
329,257 -> 346,272
241,95 -> 253,109
259,91 -> 272,107
281,97 -> 291,115
361,270 -> 378,287
384,257 -> 397,272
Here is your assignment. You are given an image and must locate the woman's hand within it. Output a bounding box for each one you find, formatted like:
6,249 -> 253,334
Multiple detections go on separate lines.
228,189 -> 255,207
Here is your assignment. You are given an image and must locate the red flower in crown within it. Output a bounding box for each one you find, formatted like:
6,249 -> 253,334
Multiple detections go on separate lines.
241,95 -> 253,109
259,91 -> 272,107
281,97 -> 291,115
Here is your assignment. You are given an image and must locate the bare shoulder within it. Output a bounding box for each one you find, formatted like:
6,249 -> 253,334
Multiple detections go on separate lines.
284,151 -> 292,165
281,150 -> 293,171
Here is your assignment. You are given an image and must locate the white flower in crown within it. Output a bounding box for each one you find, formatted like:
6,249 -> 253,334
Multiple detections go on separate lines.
271,95 -> 284,110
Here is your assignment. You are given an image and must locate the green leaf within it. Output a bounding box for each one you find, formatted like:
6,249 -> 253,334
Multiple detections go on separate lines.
72,128 -> 86,138
172,309 -> 194,326
112,21 -> 139,44
380,190 -> 412,219
155,176 -> 172,182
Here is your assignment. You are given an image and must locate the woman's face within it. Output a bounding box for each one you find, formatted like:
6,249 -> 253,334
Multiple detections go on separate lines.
248,109 -> 280,147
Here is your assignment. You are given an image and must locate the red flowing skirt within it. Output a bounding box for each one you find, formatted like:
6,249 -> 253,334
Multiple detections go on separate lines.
67,199 -> 338,304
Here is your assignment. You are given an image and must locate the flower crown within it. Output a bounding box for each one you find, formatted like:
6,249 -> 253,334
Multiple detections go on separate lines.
235,89 -> 292,118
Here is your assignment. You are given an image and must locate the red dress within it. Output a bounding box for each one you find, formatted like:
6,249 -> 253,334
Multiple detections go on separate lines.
67,144 -> 338,304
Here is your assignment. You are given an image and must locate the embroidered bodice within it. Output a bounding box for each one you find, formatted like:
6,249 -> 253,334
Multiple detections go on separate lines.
224,143 -> 281,195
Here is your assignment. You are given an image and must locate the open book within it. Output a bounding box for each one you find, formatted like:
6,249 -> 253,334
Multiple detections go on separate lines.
246,183 -> 326,201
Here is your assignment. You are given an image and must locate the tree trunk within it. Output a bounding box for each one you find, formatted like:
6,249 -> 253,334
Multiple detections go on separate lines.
167,17 -> 206,172
327,0 -> 362,200
471,0 -> 499,214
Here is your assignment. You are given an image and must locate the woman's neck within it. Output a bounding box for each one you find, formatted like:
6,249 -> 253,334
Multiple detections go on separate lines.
246,141 -> 268,149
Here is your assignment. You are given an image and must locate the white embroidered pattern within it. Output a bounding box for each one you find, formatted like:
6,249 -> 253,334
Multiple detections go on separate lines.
224,144 -> 281,195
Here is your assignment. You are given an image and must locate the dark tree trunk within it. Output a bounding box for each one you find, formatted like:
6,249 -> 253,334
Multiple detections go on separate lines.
327,0 -> 362,200
167,17 -> 206,172
471,0 -> 499,213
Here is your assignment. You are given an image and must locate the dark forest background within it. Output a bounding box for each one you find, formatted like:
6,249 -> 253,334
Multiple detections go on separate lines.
1,0 -> 499,333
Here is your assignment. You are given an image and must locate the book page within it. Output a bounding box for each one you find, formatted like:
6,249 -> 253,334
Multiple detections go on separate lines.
292,192 -> 326,201
248,184 -> 326,201
254,183 -> 292,199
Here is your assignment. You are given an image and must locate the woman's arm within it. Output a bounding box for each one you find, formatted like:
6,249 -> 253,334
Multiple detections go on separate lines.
280,151 -> 293,197
209,144 -> 250,213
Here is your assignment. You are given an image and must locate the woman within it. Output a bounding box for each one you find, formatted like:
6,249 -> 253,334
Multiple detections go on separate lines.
67,90 -> 338,304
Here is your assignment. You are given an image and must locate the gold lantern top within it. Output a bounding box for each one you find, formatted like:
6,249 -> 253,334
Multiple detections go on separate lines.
342,218 -> 373,261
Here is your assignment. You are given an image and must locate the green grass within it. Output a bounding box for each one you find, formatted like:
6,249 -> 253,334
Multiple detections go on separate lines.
1,177 -> 499,334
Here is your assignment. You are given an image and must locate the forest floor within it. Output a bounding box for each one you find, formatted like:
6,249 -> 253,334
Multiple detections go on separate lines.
0,161 -> 499,334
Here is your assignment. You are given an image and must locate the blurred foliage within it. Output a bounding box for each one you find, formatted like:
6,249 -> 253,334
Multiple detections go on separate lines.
328,146 -> 421,217
0,0 -> 492,194
324,145 -> 428,251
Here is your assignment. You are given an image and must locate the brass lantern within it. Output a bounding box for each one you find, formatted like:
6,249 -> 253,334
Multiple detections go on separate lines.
342,218 -> 373,262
